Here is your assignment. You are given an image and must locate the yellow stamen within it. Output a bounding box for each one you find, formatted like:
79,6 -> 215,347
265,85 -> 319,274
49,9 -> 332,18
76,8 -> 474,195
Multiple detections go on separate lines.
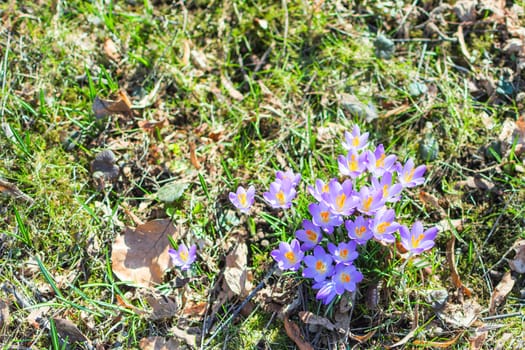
238,193 -> 247,207
340,273 -> 351,283
376,153 -> 386,167
355,226 -> 366,237
404,168 -> 415,182
336,194 -> 346,210
377,222 -> 390,234
349,155 -> 358,171
322,184 -> 329,193
315,260 -> 326,273
320,211 -> 330,222
285,251 -> 296,263
411,234 -> 425,248
276,190 -> 285,204
383,184 -> 389,198
340,249 -> 348,258
180,251 -> 188,262
363,197 -> 373,211
352,137 -> 360,147
306,230 -> 317,242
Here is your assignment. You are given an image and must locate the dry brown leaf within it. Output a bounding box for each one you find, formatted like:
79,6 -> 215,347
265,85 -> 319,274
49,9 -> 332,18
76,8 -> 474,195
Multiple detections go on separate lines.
93,90 -> 133,119
495,332 -> 513,350
348,329 -> 377,343
189,142 -> 201,170
385,328 -> 417,349
182,40 -> 191,65
221,74 -> 244,101
103,38 -> 120,61
470,327 -> 488,350
436,218 -> 463,233
190,50 -> 209,71
224,243 -> 253,297
145,293 -> 178,320
52,318 -> 89,343
116,295 -> 147,316
436,299 -> 481,328
383,103 -> 410,118
489,271 -> 515,315
299,311 -> 335,331
0,178 -> 34,204
26,305 -> 50,329
508,239 -> 525,273
412,332 -> 463,348
182,301 -> 207,317
111,219 -> 177,288
138,119 -> 168,133
446,235 -> 472,297
139,336 -> 179,350
419,190 -> 446,218
171,326 -> 197,348
0,299 -> 9,329
284,316 -> 314,350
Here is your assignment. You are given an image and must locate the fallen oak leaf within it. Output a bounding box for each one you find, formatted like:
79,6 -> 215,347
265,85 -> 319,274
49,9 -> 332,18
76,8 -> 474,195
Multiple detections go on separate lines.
489,271 -> 515,315
111,219 -> 177,288
470,326 -> 488,350
93,90 -> 133,119
52,317 -> 89,344
145,292 -> 178,320
103,38 -> 120,61
139,336 -> 179,350
284,316 -> 314,350
224,243 -> 253,297
508,239 -> 525,273
299,311 -> 336,331
171,326 -> 198,348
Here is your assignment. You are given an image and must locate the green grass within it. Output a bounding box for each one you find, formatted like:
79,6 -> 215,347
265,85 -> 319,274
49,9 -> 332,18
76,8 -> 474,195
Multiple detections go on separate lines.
1,0 -> 524,349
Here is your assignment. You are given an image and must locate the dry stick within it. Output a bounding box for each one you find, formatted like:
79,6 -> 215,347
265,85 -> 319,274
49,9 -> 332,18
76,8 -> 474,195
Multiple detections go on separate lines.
202,264 -> 278,348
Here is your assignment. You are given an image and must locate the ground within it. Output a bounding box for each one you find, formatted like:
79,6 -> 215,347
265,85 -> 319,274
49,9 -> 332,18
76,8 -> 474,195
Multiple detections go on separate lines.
0,0 -> 524,349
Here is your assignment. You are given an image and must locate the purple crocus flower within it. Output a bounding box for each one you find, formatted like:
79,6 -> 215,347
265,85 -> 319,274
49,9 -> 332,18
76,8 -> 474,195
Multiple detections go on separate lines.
308,178 -> 334,202
366,144 -> 397,177
169,243 -> 197,271
346,216 -> 373,245
229,185 -> 255,214
327,241 -> 358,264
276,169 -> 301,187
332,263 -> 363,295
338,148 -> 368,178
370,172 -> 403,203
369,208 -> 400,244
397,159 -> 426,188
399,221 -> 438,255
313,279 -> 337,305
355,186 -> 385,215
263,179 -> 296,209
342,125 -> 369,151
270,239 -> 304,271
302,246 -> 334,282
321,179 -> 358,216
308,202 -> 344,234
295,220 -> 323,251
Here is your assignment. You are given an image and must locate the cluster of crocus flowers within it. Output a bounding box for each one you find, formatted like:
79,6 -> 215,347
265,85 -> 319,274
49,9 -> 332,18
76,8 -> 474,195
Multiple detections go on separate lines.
229,125 -> 438,305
